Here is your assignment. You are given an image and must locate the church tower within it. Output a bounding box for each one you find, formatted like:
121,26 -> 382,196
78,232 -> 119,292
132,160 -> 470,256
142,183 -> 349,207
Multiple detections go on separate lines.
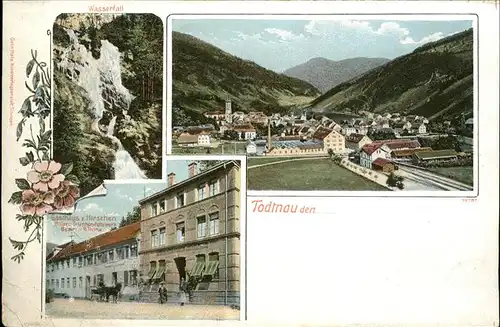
225,98 -> 232,124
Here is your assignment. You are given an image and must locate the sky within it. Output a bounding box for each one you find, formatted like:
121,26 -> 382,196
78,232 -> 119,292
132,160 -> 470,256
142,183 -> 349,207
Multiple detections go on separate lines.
46,160 -> 192,245
172,18 -> 473,72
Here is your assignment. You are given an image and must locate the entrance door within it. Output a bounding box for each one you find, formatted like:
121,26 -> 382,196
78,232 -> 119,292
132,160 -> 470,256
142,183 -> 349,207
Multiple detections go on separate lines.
112,272 -> 118,285
174,257 -> 186,285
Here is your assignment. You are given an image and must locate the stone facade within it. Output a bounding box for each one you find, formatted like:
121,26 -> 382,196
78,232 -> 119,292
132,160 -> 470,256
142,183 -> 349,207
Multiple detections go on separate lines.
138,161 -> 241,306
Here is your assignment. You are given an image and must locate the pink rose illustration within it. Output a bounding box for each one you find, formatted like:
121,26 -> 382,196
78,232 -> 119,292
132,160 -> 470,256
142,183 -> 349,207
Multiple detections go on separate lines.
27,161 -> 65,192
54,180 -> 80,210
20,189 -> 55,216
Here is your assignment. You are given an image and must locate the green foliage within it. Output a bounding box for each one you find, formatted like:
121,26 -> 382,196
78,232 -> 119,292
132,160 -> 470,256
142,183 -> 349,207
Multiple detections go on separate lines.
312,29 -> 474,121
196,160 -> 226,172
222,130 -> 239,140
418,135 -> 462,152
386,172 -> 405,189
171,31 -> 320,122
119,206 -> 141,227
46,288 -> 55,303
367,130 -> 396,141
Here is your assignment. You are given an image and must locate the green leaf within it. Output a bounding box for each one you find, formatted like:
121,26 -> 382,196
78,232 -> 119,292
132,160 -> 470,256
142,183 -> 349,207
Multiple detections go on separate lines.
39,118 -> 45,134
16,118 -> 26,142
19,157 -> 30,166
32,71 -> 41,89
41,130 -> 52,142
9,238 -> 25,251
42,152 -> 50,161
65,174 -> 80,185
12,252 -> 25,263
8,191 -> 23,204
26,152 -> 35,162
19,98 -> 32,116
26,59 -> 35,77
60,162 -> 73,175
16,214 -> 31,221
15,179 -> 31,190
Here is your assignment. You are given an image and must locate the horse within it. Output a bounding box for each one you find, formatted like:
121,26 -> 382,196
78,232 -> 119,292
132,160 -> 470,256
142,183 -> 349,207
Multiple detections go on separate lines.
105,283 -> 122,303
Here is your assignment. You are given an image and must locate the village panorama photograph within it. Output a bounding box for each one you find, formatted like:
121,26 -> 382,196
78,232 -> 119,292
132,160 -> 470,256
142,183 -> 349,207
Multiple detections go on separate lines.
170,16 -> 475,192
44,159 -> 243,319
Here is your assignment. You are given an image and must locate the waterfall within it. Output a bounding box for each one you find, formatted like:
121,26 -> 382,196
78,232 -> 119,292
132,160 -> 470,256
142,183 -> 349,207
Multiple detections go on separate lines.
57,28 -> 147,180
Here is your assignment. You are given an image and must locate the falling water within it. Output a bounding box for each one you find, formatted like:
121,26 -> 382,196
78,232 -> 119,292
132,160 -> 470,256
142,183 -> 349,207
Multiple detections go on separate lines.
57,28 -> 147,180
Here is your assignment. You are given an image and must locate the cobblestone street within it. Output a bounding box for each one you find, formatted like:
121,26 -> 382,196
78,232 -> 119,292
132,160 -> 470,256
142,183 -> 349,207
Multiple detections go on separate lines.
45,299 -> 240,320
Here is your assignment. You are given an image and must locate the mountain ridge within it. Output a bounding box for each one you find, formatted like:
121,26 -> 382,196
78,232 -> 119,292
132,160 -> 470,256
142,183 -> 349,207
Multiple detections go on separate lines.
310,28 -> 474,121
172,31 -> 321,126
283,57 -> 390,93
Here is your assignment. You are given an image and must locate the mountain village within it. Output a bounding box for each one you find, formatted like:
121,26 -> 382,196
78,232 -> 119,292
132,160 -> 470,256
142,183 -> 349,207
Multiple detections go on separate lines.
172,99 -> 473,191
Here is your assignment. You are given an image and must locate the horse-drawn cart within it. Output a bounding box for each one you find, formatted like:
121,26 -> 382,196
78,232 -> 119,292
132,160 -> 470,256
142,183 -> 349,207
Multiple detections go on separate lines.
90,283 -> 122,303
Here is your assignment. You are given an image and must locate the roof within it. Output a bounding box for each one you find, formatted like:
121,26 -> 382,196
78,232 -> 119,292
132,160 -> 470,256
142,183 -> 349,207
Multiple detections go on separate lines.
361,143 -> 385,155
177,133 -> 199,143
372,158 -> 394,166
46,241 -> 73,260
233,124 -> 256,132
391,147 -> 433,157
345,133 -> 367,143
414,149 -> 458,160
272,139 -> 323,150
139,160 -> 241,204
312,127 -> 333,140
48,222 -> 140,262
373,139 -> 421,150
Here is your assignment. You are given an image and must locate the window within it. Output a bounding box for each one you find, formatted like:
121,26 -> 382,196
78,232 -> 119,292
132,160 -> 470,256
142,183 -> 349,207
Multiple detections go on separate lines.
159,228 -> 166,246
209,180 -> 218,196
148,261 -> 157,280
117,247 -> 124,260
51,264 -> 54,272
151,202 -> 158,217
151,230 -> 158,248
176,222 -> 185,243
66,260 -> 70,268
73,257 -> 77,267
108,250 -> 114,262
209,212 -> 220,235
93,254 -> 97,265
159,200 -> 166,213
197,216 -> 207,238
198,184 -> 205,200
66,278 -> 70,288
79,277 -> 83,288
96,252 -> 103,264
176,192 -> 185,208
56,279 -> 60,288
72,277 -> 77,288
125,246 -> 130,258
190,255 -> 206,277
130,244 -> 137,257
204,253 -> 220,279
78,257 -> 83,267
93,275 -> 97,286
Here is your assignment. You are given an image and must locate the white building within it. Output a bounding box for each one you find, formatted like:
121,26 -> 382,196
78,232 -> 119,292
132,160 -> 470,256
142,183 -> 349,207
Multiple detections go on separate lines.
233,124 -> 257,140
46,222 -> 141,299
246,141 -> 257,155
197,133 -> 211,146
359,143 -> 391,169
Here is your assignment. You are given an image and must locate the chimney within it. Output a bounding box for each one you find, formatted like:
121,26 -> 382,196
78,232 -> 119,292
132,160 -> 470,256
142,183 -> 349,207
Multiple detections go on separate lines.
267,118 -> 272,152
188,162 -> 198,178
168,173 -> 175,187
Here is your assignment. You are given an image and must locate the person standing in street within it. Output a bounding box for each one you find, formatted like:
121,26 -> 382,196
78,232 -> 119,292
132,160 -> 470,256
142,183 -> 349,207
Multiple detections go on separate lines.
158,282 -> 167,304
179,278 -> 187,306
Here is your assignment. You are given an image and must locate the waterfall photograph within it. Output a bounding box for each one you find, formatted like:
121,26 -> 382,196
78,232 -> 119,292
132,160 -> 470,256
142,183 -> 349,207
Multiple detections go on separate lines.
52,13 -> 164,197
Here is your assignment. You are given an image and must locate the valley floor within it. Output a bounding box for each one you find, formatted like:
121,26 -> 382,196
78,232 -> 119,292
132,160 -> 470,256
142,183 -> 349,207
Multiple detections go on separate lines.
247,158 -> 387,191
45,298 -> 240,320
426,166 -> 474,186
172,141 -> 247,155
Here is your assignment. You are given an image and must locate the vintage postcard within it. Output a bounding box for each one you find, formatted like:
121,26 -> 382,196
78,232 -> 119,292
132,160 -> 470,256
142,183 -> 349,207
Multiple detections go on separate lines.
44,156 -> 245,320
2,1 -> 499,327
168,14 -> 478,195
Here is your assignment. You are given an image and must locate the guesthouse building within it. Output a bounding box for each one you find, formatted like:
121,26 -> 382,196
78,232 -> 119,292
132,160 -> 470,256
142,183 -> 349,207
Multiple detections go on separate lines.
46,223 -> 141,299
138,161 -> 242,306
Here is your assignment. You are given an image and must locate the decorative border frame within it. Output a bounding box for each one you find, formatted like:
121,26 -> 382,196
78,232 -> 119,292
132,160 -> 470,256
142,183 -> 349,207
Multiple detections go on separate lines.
7,29 -> 81,263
